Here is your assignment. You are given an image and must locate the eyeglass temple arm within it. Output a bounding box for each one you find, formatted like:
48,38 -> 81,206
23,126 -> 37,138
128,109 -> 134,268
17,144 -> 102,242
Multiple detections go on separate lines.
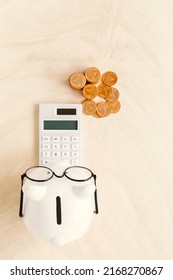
19,174 -> 25,217
93,174 -> 99,214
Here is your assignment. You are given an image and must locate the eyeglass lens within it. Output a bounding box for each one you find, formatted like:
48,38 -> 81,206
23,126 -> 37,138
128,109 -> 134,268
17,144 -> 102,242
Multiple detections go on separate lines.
26,166 -> 53,181
65,166 -> 92,181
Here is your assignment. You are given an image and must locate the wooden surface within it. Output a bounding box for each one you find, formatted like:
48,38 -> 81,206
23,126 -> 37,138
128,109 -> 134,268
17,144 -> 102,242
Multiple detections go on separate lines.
0,0 -> 173,259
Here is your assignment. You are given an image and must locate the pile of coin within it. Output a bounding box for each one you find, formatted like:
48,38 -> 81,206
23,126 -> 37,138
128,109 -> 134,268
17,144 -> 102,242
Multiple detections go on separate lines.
69,67 -> 121,118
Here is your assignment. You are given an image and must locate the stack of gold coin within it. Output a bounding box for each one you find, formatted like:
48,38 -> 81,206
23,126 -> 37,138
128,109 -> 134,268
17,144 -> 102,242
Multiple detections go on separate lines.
69,67 -> 121,118
97,84 -> 112,98
96,102 -> 111,117
69,72 -> 86,90
82,84 -> 97,99
85,67 -> 101,84
106,87 -> 119,102
102,71 -> 118,86
82,100 -> 97,115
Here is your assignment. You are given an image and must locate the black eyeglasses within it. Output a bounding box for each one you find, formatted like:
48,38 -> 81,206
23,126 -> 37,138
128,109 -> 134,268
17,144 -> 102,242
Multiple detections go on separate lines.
19,165 -> 99,218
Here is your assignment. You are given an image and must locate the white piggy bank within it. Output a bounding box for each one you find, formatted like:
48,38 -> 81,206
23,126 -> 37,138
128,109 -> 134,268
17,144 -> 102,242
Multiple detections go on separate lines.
20,161 -> 98,245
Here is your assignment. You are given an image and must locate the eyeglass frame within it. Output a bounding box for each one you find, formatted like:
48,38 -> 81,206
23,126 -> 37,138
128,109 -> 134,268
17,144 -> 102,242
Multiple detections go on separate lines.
19,165 -> 99,218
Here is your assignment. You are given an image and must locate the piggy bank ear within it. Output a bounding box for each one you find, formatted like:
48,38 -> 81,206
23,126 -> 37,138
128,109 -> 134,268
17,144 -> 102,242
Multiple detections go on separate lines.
72,183 -> 95,199
22,184 -> 47,201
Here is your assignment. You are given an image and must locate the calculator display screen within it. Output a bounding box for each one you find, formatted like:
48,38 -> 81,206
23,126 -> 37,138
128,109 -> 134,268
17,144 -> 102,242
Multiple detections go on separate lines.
57,108 -> 76,115
44,120 -> 78,130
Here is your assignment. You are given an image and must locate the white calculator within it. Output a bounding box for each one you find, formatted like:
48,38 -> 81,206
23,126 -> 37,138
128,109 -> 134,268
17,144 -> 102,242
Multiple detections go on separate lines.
39,103 -> 82,166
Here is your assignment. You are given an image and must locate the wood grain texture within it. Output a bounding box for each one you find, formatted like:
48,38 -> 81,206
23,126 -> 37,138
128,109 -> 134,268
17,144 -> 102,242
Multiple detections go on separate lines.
0,0 -> 173,259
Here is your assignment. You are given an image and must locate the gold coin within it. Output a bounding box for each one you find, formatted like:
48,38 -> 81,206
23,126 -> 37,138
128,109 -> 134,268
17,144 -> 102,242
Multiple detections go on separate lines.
82,84 -> 97,99
92,111 -> 101,118
112,87 -> 119,99
106,87 -> 119,102
102,71 -> 118,86
108,100 -> 121,113
97,84 -> 111,98
96,102 -> 111,117
85,67 -> 101,84
82,100 -> 97,115
69,72 -> 86,90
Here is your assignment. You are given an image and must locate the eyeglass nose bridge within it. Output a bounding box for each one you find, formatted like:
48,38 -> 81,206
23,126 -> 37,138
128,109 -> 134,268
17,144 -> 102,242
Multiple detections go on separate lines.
53,172 -> 65,179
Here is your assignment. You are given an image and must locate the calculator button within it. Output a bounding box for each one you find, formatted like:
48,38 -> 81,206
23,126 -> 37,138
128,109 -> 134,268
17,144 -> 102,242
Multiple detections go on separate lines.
62,136 -> 70,142
62,144 -> 70,150
72,144 -> 79,150
52,136 -> 60,142
62,152 -> 70,158
71,159 -> 79,165
52,144 -> 60,149
41,159 -> 49,165
42,151 -> 50,157
72,136 -> 79,142
52,152 -> 60,158
42,144 -> 50,149
42,136 -> 50,142
72,152 -> 79,158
